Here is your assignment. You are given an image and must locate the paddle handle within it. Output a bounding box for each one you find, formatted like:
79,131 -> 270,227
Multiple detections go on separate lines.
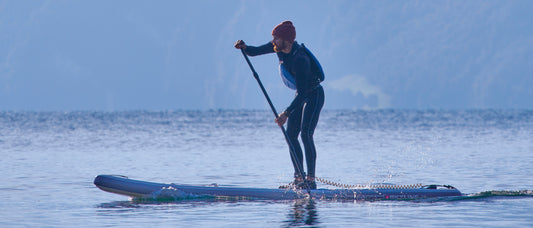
240,49 -> 280,118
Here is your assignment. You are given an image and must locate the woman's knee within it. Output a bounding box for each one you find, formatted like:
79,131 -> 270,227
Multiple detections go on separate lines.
287,128 -> 300,140
300,129 -> 314,142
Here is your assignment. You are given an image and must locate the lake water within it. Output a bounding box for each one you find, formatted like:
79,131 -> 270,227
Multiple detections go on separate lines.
1,110 -> 532,227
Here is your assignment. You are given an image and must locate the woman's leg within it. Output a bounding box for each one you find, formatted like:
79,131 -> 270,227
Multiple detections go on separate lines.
286,103 -> 304,179
300,87 -> 324,179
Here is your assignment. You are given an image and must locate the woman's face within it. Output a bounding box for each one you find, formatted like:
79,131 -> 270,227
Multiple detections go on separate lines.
272,36 -> 289,52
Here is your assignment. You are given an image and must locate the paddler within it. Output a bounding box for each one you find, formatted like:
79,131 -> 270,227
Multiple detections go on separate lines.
235,21 -> 325,189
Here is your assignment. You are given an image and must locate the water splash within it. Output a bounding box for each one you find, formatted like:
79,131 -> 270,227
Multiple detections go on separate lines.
410,190 -> 533,203
466,190 -> 533,199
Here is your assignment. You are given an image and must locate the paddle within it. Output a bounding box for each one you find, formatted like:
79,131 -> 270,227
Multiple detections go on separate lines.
239,49 -> 311,194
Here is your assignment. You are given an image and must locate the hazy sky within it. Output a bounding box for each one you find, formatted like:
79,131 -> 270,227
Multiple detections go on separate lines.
1,0 -> 532,111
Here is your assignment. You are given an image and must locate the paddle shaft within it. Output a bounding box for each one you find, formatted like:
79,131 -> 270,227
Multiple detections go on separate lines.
240,49 -> 310,193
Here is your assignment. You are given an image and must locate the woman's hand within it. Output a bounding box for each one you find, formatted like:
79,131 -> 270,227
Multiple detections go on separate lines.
234,40 -> 247,49
275,111 -> 289,127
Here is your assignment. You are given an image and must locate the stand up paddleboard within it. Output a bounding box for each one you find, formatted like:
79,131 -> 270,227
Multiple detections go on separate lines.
94,175 -> 461,200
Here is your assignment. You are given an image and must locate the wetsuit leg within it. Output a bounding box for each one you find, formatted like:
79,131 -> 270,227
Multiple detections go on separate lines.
286,101 -> 305,178
299,86 -> 324,178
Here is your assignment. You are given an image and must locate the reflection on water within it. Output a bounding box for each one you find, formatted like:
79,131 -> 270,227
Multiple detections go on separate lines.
284,199 -> 319,227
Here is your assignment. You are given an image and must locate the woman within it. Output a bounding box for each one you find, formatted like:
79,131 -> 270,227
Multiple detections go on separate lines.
235,21 -> 325,189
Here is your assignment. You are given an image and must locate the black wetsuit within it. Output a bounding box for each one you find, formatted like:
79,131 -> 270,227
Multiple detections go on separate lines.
244,41 -> 325,179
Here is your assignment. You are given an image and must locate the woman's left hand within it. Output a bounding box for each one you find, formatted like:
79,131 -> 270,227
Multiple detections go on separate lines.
275,112 -> 289,127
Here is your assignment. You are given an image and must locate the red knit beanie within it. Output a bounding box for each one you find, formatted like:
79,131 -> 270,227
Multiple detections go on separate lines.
272,21 -> 296,42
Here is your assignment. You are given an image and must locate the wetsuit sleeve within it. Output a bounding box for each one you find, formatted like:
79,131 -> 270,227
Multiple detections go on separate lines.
243,42 -> 276,56
284,55 -> 312,114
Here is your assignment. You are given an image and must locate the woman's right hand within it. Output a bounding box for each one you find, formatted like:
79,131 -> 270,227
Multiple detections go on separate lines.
234,40 -> 247,49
